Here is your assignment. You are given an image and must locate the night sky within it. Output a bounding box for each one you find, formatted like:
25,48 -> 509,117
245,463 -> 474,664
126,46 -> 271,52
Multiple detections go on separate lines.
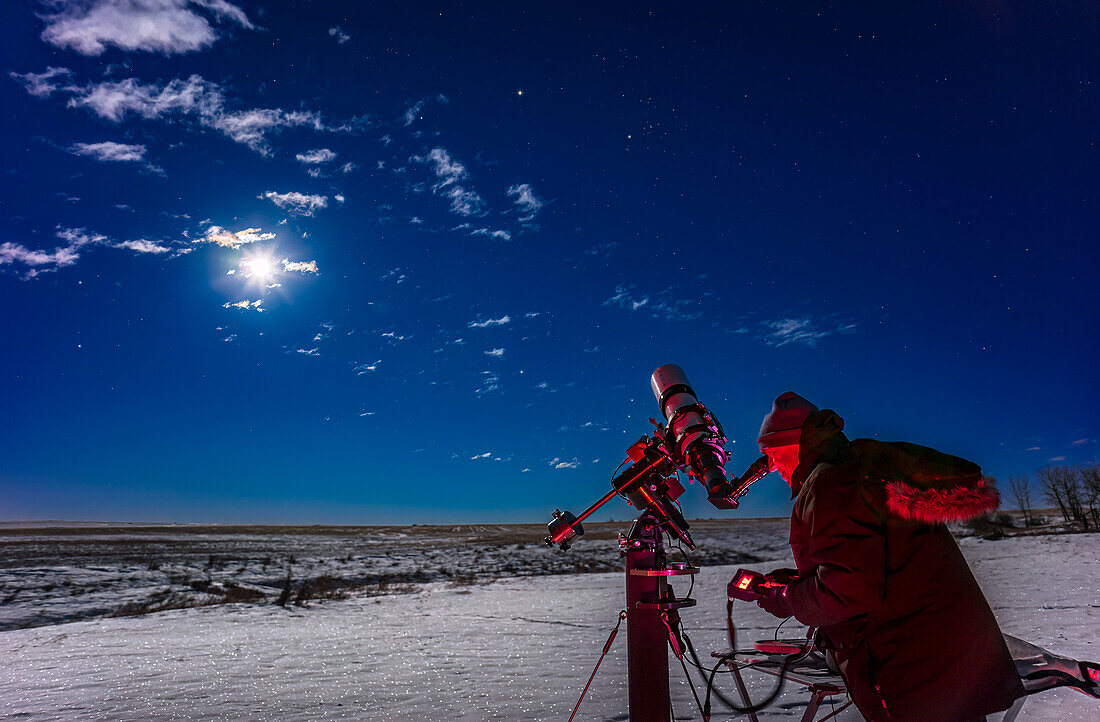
2,2 -> 1096,524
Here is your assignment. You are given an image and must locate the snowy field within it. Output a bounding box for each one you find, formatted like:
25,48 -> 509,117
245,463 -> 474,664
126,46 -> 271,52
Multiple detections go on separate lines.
1,522 -> 1097,720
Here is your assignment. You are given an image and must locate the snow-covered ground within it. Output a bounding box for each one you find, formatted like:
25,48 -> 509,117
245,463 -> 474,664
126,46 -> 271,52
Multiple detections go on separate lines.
1,525 -> 1097,720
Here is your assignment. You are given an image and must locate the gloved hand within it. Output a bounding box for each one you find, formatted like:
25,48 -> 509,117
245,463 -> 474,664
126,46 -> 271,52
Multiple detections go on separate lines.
757,584 -> 795,618
764,567 -> 799,586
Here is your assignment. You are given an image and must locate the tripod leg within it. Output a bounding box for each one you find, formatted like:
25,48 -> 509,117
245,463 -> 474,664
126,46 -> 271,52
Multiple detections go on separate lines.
728,664 -> 760,722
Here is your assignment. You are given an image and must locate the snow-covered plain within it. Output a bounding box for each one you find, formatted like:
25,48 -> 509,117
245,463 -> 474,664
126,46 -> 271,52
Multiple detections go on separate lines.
1,523 -> 1097,720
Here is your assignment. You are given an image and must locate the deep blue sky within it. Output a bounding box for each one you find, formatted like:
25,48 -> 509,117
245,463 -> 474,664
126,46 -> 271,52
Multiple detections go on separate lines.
1,2 -> 1096,524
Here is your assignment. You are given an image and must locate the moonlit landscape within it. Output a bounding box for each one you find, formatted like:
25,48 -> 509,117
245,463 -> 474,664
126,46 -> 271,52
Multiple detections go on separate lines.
1,1 -> 1097,720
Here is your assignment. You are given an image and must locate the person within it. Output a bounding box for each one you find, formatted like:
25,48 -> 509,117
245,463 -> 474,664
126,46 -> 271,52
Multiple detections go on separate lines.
752,391 -> 1023,722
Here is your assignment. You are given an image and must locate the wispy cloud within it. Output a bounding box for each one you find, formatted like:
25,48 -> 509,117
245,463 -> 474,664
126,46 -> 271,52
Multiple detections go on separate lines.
282,258 -> 319,274
223,299 -> 264,311
328,26 -> 350,44
475,370 -> 502,396
484,347 -> 505,357
296,347 -> 319,356
196,225 -> 275,249
2,227 -> 171,277
549,457 -> 581,470
353,360 -> 381,375
585,241 -> 618,257
506,183 -> 544,222
39,0 -> 255,57
9,67 -> 73,98
68,141 -> 163,174
54,74 -> 334,155
603,284 -> 702,321
760,317 -> 857,348
468,315 -> 511,328
114,239 -> 171,254
260,191 -> 328,216
412,147 -> 484,216
295,148 -> 336,164
403,94 -> 448,126
470,228 -> 511,241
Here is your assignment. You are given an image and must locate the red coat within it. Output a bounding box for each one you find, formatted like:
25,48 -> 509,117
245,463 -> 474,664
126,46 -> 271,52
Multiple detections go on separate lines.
784,410 -> 1023,721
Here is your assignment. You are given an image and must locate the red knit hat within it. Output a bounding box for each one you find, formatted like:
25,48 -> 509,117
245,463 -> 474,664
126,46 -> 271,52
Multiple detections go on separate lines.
758,392 -> 819,450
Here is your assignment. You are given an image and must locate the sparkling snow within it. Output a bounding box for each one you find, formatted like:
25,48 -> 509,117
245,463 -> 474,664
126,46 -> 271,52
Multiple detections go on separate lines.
1,527 -> 1096,720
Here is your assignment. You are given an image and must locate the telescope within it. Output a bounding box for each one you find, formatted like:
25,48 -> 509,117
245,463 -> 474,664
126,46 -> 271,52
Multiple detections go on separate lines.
546,364 -> 769,551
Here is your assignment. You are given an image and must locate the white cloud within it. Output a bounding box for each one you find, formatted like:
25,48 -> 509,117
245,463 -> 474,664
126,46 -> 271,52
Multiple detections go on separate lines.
9,67 -> 73,98
354,360 -> 381,375
1048,456 -> 1067,462
296,148 -> 336,164
113,239 -> 171,254
468,315 -> 511,328
296,347 -> 319,356
760,318 -> 851,348
282,258 -> 319,274
328,26 -> 350,44
402,94 -> 448,126
223,299 -> 263,311
549,457 -> 581,470
70,141 -> 145,161
471,452 -> 492,460
412,147 -> 485,217
0,240 -> 83,273
260,191 -> 328,216
40,0 -> 255,56
442,186 -> 484,216
415,147 -> 466,185
484,348 -> 505,357
603,284 -> 703,322
506,183 -> 544,222
196,225 -> 275,249
339,162 -> 356,174
58,74 -> 329,155
475,370 -> 502,396
334,194 -> 345,203
470,228 -> 511,241
68,141 -> 163,174
1,227 -> 170,277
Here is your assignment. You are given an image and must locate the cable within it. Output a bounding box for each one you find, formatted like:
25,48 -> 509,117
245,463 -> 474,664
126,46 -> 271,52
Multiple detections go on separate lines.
773,614 -> 793,641
696,601 -> 811,717
680,624 -> 748,714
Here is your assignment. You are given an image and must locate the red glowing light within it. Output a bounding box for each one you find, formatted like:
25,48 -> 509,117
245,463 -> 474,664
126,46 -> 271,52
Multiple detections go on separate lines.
737,576 -> 752,590
1088,666 -> 1100,685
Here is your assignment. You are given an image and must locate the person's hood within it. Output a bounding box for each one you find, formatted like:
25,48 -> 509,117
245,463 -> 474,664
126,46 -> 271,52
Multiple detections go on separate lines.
790,409 -> 849,496
850,438 -> 1000,523
790,410 -> 1000,523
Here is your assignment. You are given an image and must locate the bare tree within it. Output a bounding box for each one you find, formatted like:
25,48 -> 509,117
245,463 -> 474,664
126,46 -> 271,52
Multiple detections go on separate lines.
1040,465 -> 1090,531
1007,474 -> 1034,527
1037,466 -> 1070,523
1080,464 -> 1100,529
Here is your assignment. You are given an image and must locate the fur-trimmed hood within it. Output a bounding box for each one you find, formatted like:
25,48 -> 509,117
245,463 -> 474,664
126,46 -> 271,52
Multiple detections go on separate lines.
850,439 -> 1000,523
792,409 -> 1000,523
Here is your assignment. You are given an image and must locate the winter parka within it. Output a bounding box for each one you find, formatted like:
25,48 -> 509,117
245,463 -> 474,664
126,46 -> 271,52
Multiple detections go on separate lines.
783,409 -> 1024,722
